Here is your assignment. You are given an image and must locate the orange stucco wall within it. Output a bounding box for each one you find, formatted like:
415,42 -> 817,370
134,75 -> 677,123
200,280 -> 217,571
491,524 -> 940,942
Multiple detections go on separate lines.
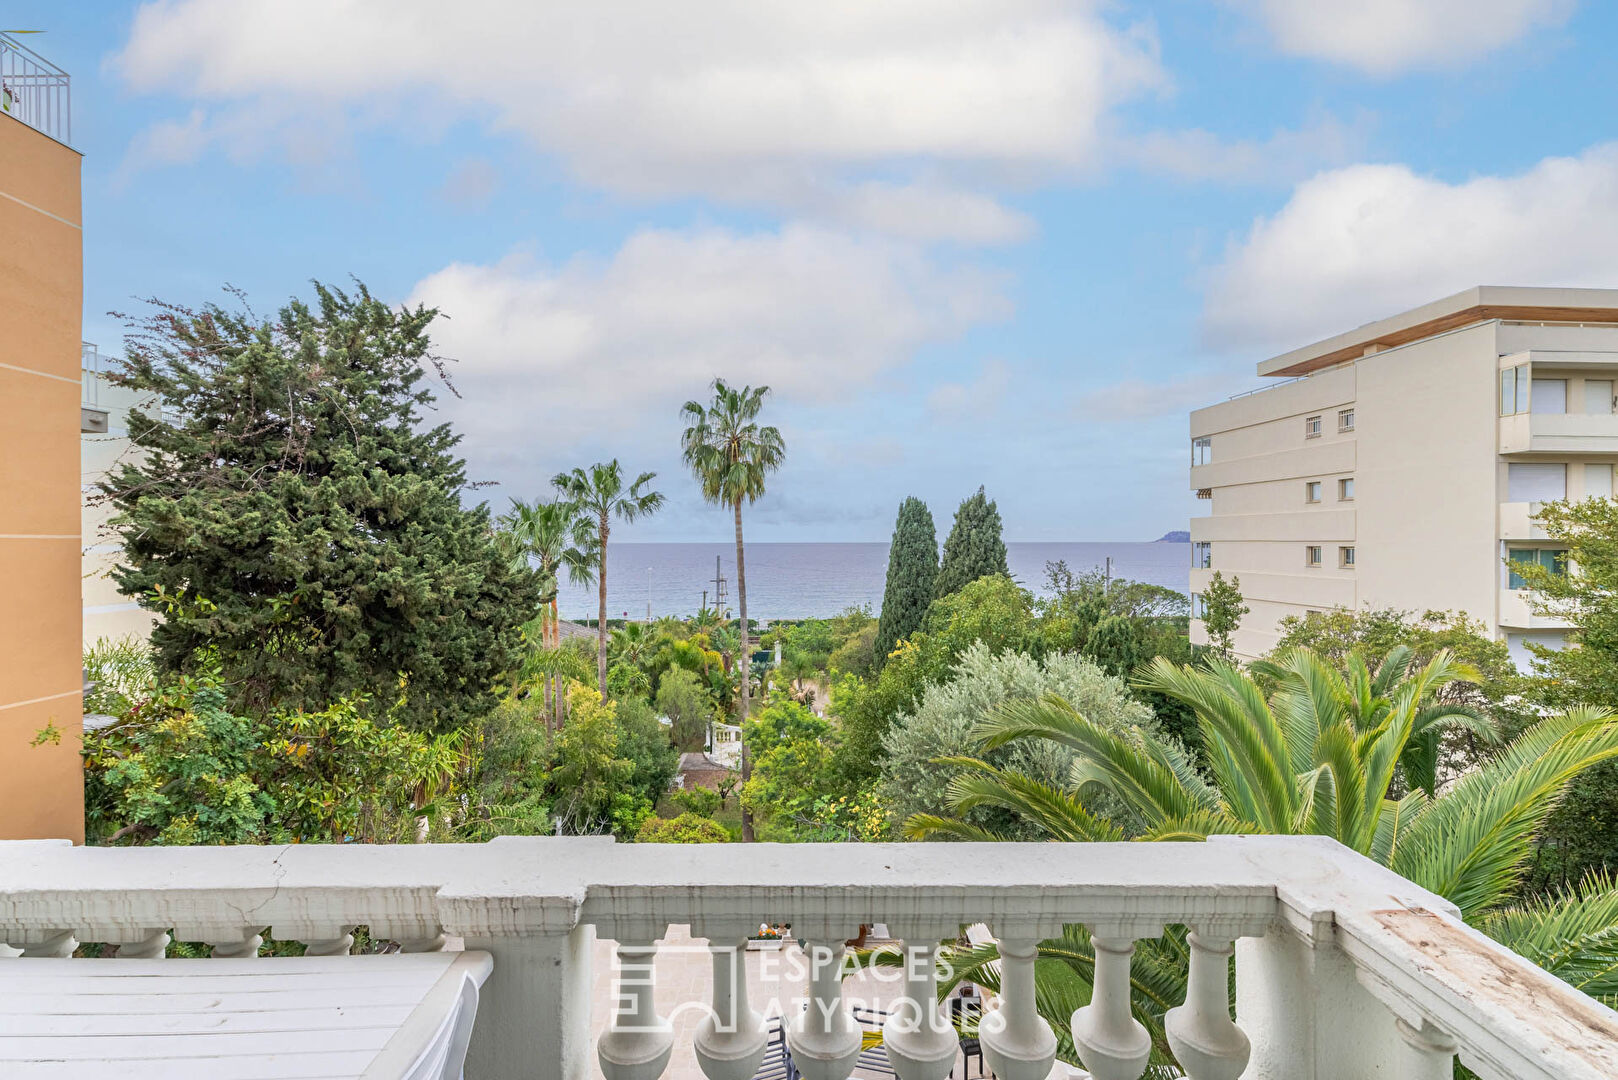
0,112 -> 84,842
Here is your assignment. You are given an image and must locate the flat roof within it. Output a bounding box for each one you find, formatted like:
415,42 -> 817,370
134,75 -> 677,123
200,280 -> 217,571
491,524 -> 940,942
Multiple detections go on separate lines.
1257,286 -> 1618,377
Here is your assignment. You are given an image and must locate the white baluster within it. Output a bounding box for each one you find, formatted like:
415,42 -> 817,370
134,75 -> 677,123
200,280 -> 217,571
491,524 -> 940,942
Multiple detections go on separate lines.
786,939 -> 863,1080
598,937 -> 674,1080
979,936 -> 1057,1080
693,936 -> 768,1080
17,929 -> 76,958
1165,932 -> 1248,1080
1071,934 -> 1152,1080
883,940 -> 957,1080
110,929 -> 170,959
301,928 -> 355,956
1395,1017 -> 1457,1080
207,929 -> 264,958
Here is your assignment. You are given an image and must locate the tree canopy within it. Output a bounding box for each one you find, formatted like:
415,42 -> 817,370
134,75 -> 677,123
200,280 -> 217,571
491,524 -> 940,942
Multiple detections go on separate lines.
101,282 -> 539,731
873,497 -> 938,668
934,487 -> 1009,599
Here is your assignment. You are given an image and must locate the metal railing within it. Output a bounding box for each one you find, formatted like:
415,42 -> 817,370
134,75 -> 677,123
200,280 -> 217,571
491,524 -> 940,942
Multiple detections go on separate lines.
81,341 -> 100,407
0,32 -> 71,146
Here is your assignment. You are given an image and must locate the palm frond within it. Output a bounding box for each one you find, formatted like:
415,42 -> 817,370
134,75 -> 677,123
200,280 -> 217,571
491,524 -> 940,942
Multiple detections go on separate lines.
973,696 -> 1208,826
902,813 -> 1020,843
1479,872 -> 1618,1006
1134,656 -> 1295,832
932,756 -> 1126,843
1393,707 -> 1618,919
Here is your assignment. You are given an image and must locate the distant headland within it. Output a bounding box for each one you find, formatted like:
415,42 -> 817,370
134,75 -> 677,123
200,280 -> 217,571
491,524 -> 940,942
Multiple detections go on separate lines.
1155,530 -> 1190,543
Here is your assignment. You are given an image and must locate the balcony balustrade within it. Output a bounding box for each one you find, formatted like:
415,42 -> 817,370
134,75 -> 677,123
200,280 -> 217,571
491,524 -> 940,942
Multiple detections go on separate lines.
2,834 -> 1615,1080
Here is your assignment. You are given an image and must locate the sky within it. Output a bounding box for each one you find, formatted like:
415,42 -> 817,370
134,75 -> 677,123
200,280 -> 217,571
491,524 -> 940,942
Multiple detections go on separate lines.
14,1 -> 1618,542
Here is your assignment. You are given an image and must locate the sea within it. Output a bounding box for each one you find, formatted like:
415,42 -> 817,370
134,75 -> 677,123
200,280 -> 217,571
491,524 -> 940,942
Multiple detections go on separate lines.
557,541 -> 1191,622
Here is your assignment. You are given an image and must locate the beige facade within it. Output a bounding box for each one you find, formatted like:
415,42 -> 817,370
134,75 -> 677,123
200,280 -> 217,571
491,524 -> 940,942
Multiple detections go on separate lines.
0,83 -> 85,841
1190,286 -> 1618,666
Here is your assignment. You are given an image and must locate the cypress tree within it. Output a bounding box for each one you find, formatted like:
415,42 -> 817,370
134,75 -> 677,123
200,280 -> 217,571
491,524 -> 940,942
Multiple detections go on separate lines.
934,486 -> 1009,599
873,497 -> 937,668
102,281 -> 541,731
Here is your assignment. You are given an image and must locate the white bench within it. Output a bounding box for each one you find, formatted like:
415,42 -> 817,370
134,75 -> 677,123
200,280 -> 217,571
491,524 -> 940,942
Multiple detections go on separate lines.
0,951 -> 492,1079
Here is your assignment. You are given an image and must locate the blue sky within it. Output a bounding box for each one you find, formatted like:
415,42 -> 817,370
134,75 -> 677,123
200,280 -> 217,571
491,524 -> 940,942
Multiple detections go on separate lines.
15,1 -> 1618,541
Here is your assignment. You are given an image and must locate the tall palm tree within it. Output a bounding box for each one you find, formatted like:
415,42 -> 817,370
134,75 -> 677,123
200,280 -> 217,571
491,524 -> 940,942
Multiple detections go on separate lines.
906,647 -> 1618,1073
500,497 -> 596,649
681,380 -> 785,841
552,461 -> 664,701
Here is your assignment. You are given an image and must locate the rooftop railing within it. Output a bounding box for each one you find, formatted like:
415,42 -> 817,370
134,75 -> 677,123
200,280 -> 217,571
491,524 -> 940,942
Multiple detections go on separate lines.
2,835 -> 1615,1080
0,32 -> 71,146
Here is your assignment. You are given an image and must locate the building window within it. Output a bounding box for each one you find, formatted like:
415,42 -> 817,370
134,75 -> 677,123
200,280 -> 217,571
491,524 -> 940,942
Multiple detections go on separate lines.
1338,408 -> 1355,431
1305,481 -> 1322,503
1586,379 -> 1615,415
1305,415 -> 1322,438
1339,477 -> 1355,501
1588,463 -> 1616,499
1500,363 -> 1531,415
1531,378 -> 1567,415
1306,545 -> 1322,567
1192,542 -> 1211,569
1508,548 -> 1567,589
1340,546 -> 1356,568
1508,462 -> 1567,503
1191,592 -> 1206,619
1192,436 -> 1212,466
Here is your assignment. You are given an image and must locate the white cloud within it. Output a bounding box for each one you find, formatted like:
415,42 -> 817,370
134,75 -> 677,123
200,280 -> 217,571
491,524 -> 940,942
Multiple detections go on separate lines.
1231,0 -> 1572,76
1075,373 -> 1238,421
1203,143 -> 1618,349
1124,112 -> 1373,185
406,224 -> 1010,488
117,107 -> 208,173
927,360 -> 1012,420
112,0 -> 1164,241
437,158 -> 500,209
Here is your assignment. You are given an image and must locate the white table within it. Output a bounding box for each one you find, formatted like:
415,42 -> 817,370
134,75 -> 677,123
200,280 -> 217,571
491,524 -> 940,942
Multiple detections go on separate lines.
0,951 -> 492,1079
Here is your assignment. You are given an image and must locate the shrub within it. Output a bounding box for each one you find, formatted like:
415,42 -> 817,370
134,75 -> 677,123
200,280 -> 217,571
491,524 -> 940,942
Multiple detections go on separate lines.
878,644 -> 1156,838
636,812 -> 729,843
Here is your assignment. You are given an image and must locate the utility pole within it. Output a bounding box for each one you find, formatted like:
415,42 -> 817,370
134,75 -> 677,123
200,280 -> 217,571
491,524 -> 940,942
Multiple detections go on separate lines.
1104,556 -> 1112,594
712,555 -> 728,616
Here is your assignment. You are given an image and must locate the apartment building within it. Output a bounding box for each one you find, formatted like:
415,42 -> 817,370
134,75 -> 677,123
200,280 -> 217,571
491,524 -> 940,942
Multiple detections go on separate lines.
1189,286 -> 1618,666
81,345 -> 159,647
0,35 -> 85,840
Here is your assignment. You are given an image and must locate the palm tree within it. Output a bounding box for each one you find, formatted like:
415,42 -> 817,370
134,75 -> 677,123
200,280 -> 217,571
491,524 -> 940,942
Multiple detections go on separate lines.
502,498 -> 598,728
681,380 -> 785,841
501,497 -> 597,649
906,647 -> 1618,1072
610,622 -> 656,668
552,461 -> 664,701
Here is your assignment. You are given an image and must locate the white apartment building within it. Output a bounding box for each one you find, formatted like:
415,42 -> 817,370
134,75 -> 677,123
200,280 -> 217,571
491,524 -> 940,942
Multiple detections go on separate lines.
1189,286 -> 1618,666
81,345 -> 157,648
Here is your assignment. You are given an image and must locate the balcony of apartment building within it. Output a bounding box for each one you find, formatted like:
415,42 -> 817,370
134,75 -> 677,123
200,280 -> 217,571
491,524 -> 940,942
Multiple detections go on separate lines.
4,835 -> 1614,1080
0,32 -> 71,147
81,342 -> 109,434
1497,353 -> 1618,455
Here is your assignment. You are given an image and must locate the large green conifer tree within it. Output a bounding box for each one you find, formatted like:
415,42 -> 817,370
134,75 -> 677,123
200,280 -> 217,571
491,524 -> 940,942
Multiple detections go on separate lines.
102,282 -> 540,731
873,497 -> 937,668
934,486 -> 1009,599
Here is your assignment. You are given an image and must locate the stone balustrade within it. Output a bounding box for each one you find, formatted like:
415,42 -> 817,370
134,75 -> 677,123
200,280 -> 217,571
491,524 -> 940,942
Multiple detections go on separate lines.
2,835 -> 1616,1080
